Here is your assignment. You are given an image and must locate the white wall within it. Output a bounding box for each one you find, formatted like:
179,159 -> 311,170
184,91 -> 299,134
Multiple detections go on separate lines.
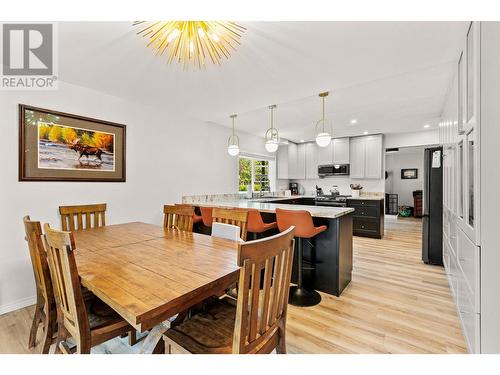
0,81 -> 269,314
385,147 -> 425,206
385,130 -> 439,149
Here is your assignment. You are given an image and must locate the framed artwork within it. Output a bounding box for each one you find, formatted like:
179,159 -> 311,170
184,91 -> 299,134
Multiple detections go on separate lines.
19,104 -> 126,182
401,168 -> 418,179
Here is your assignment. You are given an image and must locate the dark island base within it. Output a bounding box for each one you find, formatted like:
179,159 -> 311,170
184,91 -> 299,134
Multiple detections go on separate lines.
193,208 -> 353,297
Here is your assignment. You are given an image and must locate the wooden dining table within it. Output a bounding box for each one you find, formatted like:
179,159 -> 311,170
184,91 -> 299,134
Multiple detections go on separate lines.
72,222 -> 240,353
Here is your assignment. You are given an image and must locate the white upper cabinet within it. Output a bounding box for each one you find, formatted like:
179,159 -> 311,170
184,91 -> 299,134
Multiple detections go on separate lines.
364,135 -> 383,179
277,144 -> 289,179
317,142 -> 333,165
296,143 -> 307,180
287,142 -> 298,179
305,142 -> 319,179
332,138 -> 350,164
349,137 -> 366,178
350,135 -> 383,179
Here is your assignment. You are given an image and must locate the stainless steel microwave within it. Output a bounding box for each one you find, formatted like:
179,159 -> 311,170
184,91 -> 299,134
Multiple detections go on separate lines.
318,164 -> 350,177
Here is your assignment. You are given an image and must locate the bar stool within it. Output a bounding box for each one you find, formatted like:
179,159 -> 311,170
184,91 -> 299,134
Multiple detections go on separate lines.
200,207 -> 213,227
275,208 -> 327,307
246,208 -> 277,240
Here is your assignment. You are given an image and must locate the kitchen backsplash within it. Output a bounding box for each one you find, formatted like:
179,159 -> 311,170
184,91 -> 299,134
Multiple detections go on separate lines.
285,177 -> 385,196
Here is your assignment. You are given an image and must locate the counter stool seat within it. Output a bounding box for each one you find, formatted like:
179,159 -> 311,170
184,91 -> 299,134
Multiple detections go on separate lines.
276,208 -> 327,307
200,207 -> 213,227
246,208 -> 277,235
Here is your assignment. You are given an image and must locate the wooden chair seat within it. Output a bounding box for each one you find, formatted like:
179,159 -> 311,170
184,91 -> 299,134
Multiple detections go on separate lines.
164,297 -> 237,354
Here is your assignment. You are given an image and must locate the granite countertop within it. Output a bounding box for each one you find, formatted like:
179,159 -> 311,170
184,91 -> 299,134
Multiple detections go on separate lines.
188,200 -> 354,219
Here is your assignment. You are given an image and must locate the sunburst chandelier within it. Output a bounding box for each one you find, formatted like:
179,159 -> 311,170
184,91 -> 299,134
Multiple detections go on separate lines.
134,21 -> 246,69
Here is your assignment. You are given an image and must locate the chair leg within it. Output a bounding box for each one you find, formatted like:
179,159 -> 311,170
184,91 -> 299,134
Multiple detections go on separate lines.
28,294 -> 43,348
54,323 -> 69,354
40,303 -> 56,354
276,319 -> 287,354
128,331 -> 138,346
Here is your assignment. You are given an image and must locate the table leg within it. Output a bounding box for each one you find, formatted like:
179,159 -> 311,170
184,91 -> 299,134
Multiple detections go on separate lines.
139,312 -> 186,354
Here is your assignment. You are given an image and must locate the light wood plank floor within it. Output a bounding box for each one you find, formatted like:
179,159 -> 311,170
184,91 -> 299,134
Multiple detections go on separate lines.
0,216 -> 466,354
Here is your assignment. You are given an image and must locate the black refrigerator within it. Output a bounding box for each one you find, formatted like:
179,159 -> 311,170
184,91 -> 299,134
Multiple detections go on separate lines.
422,146 -> 443,265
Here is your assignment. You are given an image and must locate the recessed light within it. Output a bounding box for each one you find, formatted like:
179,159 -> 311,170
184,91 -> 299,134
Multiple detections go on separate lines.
300,139 -> 305,143
350,119 -> 357,124
423,124 -> 431,128
363,131 -> 368,135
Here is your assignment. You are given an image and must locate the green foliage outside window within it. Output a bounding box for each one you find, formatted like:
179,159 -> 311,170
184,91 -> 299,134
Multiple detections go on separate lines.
238,158 -> 270,192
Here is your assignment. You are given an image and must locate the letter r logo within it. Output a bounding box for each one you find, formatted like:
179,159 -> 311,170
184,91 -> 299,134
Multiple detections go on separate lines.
2,24 -> 53,76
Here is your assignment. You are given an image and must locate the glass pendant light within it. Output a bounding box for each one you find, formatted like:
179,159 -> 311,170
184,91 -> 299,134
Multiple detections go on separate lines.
315,92 -> 333,148
264,104 -> 279,153
227,114 -> 240,156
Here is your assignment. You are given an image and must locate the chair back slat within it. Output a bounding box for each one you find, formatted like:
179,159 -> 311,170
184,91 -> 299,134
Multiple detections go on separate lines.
59,204 -> 107,231
212,208 -> 249,241
163,205 -> 194,232
232,226 -> 295,354
43,224 -> 89,340
23,216 -> 53,306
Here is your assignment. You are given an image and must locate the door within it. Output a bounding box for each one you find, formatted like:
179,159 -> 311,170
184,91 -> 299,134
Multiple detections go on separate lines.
277,144 -> 289,179
350,137 -> 365,178
296,143 -> 306,179
287,142 -> 298,179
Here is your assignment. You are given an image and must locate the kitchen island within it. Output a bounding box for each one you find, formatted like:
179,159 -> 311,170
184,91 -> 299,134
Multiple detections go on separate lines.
183,198 -> 354,297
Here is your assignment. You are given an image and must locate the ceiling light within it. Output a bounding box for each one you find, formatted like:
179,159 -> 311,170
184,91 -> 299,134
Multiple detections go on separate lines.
300,139 -> 305,143
227,114 -> 240,156
264,105 -> 279,153
363,131 -> 369,135
134,21 -> 246,69
350,119 -> 357,124
423,124 -> 431,128
315,92 -> 333,148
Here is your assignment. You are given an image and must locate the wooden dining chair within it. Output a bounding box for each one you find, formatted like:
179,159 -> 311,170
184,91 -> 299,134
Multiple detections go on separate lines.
212,207 -> 249,241
23,216 -> 57,354
163,226 -> 295,354
43,224 -> 134,354
59,203 -> 106,231
163,205 -> 195,232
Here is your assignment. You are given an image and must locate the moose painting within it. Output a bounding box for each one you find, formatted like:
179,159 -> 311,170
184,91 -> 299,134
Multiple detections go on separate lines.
37,122 -> 115,171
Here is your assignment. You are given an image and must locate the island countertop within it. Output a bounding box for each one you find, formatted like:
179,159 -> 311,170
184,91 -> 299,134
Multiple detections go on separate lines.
185,200 -> 354,219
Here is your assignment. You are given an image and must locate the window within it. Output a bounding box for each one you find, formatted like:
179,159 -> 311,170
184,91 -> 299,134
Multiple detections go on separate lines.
238,156 -> 274,192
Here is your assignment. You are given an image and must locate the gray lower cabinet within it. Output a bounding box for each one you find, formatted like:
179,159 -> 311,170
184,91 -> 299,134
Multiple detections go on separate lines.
347,198 -> 384,239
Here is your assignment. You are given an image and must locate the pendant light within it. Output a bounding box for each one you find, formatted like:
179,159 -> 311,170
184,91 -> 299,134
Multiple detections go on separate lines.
227,114 -> 240,156
315,92 -> 332,148
264,104 -> 279,153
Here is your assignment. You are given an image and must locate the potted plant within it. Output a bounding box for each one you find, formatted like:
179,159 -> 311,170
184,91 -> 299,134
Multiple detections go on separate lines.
350,184 -> 363,198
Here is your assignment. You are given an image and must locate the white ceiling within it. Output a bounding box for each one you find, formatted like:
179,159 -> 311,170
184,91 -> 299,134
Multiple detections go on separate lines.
58,21 -> 468,141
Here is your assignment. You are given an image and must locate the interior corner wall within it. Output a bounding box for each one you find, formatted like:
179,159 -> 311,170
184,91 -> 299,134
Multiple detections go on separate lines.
0,80 -> 268,314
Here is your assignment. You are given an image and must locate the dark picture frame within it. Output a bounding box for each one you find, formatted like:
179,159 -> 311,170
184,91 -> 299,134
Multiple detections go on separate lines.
401,168 -> 418,179
19,104 -> 126,182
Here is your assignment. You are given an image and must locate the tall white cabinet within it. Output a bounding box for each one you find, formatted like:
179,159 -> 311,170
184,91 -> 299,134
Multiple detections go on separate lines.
441,22 -> 500,354
350,134 -> 383,179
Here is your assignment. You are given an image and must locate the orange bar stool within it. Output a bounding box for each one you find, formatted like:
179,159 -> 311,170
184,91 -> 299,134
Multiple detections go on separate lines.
200,206 -> 213,227
276,208 -> 327,307
246,208 -> 277,240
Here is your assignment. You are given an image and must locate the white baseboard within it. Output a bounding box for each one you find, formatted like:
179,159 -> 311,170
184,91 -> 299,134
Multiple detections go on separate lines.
0,295 -> 36,316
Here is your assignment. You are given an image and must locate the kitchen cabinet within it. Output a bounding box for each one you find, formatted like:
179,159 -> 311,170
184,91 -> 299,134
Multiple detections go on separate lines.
277,144 -> 289,179
305,142 -> 319,179
287,142 -> 306,180
349,137 -> 366,178
317,142 -> 333,165
332,138 -> 350,164
349,135 -> 383,179
347,198 -> 384,239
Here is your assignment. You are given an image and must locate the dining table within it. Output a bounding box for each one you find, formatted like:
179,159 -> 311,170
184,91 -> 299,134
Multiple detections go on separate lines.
72,221 -> 240,353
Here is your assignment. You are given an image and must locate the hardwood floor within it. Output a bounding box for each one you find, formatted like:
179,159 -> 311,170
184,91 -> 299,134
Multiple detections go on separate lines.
0,216 -> 466,354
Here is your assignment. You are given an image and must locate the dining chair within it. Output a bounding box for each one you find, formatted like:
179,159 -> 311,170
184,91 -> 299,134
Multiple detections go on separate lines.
163,205 -> 195,232
59,203 -> 107,231
211,222 -> 243,242
23,216 -> 57,354
43,224 -> 134,354
212,207 -> 249,241
163,226 -> 295,354
175,204 -> 202,225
